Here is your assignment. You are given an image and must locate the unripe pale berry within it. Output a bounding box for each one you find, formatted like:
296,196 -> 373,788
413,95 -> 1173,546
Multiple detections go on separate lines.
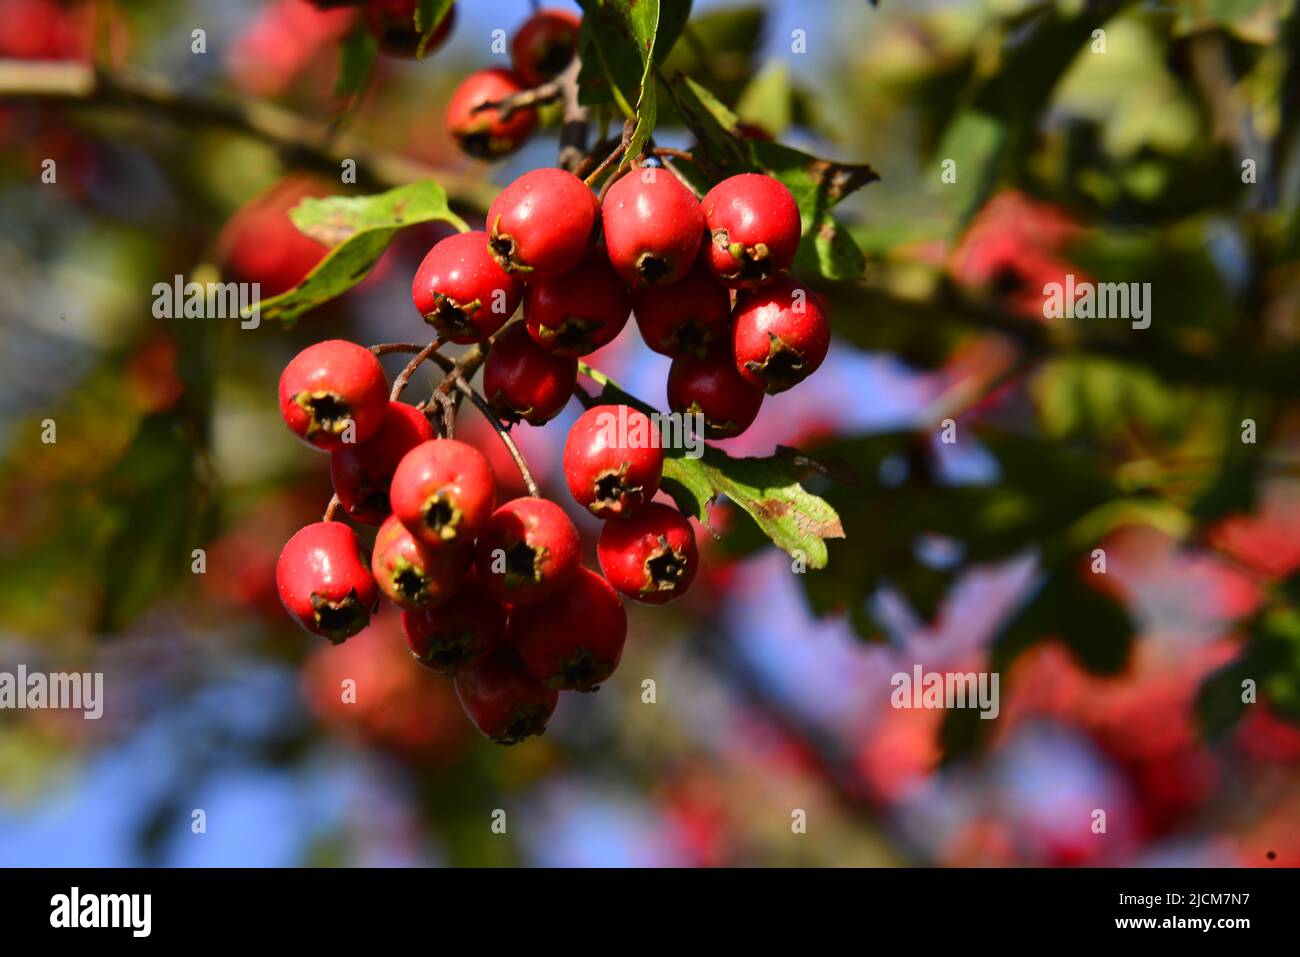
701,173 -> 802,289
731,279 -> 831,393
278,339 -> 389,451
412,231 -> 524,343
562,404 -> 663,518
509,567 -> 627,692
486,168 -> 599,277
276,521 -> 379,643
601,168 -> 705,287
598,503 -> 698,605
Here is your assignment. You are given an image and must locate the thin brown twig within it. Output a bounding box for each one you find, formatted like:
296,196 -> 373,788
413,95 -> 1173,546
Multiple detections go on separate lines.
472,79 -> 563,120
389,339 -> 443,400
584,116 -> 634,187
323,494 -> 342,522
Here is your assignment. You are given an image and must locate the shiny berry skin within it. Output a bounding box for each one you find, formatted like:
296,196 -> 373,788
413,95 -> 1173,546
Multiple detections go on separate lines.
598,503 -> 699,605
445,68 -> 537,160
412,231 -> 524,343
278,339 -> 389,451
562,404 -> 663,518
731,279 -> 831,394
330,401 -> 435,525
372,513 -> 472,610
474,497 -> 580,606
667,347 -> 763,439
483,321 -> 577,426
402,571 -> 506,675
366,0 -> 454,58
524,254 -> 631,356
701,173 -> 802,289
390,439 -> 496,548
601,168 -> 705,287
486,168 -> 599,277
276,521 -> 379,643
454,647 -> 559,745
631,258 -> 732,358
511,8 -> 581,86
509,567 -> 627,692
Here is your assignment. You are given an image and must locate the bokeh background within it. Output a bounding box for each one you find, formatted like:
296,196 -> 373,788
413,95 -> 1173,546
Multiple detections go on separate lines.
3,0 -> 1300,866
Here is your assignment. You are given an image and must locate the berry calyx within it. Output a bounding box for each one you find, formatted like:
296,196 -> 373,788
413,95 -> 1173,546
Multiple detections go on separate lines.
475,496 -> 580,605
445,68 -> 537,160
509,567 -> 627,692
372,513 -> 472,610
524,254 -> 631,356
276,521 -> 379,643
701,173 -> 802,289
365,0 -> 454,59
402,571 -> 506,675
330,400 -> 436,525
601,168 -> 705,287
562,404 -> 663,518
731,279 -> 831,394
278,339 -> 389,451
486,168 -> 599,277
666,347 -> 764,439
631,258 -> 732,358
412,231 -> 524,343
390,439 -> 496,548
511,8 -> 581,87
597,503 -> 699,605
454,647 -> 559,745
483,321 -> 577,426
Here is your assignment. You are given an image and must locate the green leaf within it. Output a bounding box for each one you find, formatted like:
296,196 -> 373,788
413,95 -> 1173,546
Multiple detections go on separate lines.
659,4 -> 764,108
415,0 -> 456,58
258,181 -> 467,325
333,18 -> 378,101
735,61 -> 793,135
578,0 -> 662,168
662,447 -> 845,568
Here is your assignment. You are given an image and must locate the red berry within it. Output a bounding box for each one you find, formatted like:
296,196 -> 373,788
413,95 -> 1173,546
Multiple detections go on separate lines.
731,279 -> 831,393
598,503 -> 698,605
524,254 -> 631,356
366,0 -> 454,58
276,521 -> 379,643
475,497 -> 580,605
389,439 -> 496,548
278,339 -> 389,451
217,174 -> 331,298
601,168 -> 705,287
666,347 -> 763,438
483,321 -> 577,425
486,168 -> 599,277
445,68 -> 537,160
562,404 -> 663,518
454,646 -> 559,745
511,7 -> 581,86
330,401 -> 435,525
412,231 -> 524,343
631,258 -> 732,358
372,513 -> 472,610
402,571 -> 506,675
701,173 -> 802,289
509,567 -> 627,691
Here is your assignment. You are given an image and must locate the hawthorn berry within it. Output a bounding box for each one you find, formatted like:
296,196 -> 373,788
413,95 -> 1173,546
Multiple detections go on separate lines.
701,173 -> 802,289
511,7 -> 581,86
445,68 -> 537,160
601,168 -> 705,287
276,521 -> 379,643
486,168 -> 599,277
365,0 -> 454,58
475,496 -> 580,605
372,513 -> 472,610
598,503 -> 699,605
402,571 -> 506,675
524,253 -> 631,356
278,339 -> 389,451
330,400 -> 435,525
390,439 -> 496,548
666,347 -> 764,439
216,174 -> 330,298
483,321 -> 577,426
412,231 -> 524,343
509,567 -> 627,692
454,646 -> 559,745
631,258 -> 732,358
731,279 -> 831,394
562,404 -> 663,518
